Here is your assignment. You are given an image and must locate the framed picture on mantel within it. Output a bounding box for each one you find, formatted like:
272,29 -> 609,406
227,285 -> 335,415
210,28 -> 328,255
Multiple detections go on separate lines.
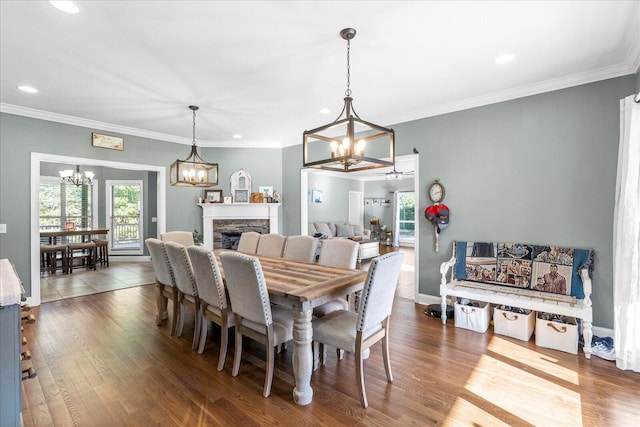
234,189 -> 249,203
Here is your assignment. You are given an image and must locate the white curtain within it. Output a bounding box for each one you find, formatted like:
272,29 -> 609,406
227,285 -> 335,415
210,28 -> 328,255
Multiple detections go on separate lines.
613,95 -> 640,372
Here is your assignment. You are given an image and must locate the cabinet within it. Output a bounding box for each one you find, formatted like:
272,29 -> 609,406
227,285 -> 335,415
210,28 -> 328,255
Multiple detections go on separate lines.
0,259 -> 25,426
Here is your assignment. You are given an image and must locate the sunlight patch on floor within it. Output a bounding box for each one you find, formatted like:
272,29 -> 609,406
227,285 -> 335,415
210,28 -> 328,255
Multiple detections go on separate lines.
487,335 -> 579,384
462,354 -> 583,426
443,397 -> 513,427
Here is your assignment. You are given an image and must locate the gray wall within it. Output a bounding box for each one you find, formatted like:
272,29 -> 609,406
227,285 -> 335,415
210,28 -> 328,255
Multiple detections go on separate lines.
0,113 -> 282,294
307,173 -> 364,223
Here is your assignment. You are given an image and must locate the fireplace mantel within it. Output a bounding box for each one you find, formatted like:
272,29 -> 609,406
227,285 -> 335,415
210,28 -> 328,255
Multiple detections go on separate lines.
199,203 -> 281,250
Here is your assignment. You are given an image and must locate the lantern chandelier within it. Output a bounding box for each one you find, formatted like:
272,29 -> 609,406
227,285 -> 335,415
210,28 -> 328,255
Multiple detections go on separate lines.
303,28 -> 395,173
170,105 -> 219,187
59,165 -> 94,186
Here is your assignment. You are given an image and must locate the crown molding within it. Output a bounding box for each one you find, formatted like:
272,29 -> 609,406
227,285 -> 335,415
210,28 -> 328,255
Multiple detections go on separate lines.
0,103 -> 283,149
385,63 -> 637,127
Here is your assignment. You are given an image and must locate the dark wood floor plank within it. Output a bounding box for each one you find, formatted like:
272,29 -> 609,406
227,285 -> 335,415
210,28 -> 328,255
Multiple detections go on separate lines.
20,283 -> 640,426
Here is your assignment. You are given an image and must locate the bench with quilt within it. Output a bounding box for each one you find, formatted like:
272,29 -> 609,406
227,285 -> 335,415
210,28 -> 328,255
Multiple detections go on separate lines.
440,241 -> 594,358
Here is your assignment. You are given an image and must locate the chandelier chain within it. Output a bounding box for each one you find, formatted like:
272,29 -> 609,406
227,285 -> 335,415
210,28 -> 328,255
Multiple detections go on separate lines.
345,38 -> 351,97
192,108 -> 197,145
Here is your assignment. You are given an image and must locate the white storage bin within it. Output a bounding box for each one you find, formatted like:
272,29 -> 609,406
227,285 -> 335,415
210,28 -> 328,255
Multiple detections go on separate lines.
535,314 -> 578,354
493,307 -> 535,341
454,301 -> 490,333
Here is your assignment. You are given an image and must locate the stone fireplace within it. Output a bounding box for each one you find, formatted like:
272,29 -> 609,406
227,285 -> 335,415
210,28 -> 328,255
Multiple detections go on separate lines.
199,203 -> 281,250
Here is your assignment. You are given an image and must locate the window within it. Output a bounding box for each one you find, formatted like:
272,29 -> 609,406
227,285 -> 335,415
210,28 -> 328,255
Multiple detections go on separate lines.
39,176 -> 97,241
397,192 -> 415,243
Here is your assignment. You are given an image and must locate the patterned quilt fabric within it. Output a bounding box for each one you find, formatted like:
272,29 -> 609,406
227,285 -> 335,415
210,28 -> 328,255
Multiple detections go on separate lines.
453,242 -> 594,299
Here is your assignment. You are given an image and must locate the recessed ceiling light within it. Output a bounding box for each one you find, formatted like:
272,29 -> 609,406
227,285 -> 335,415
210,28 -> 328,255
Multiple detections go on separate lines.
49,1 -> 79,14
233,134 -> 242,139
319,108 -> 331,114
18,85 -> 38,94
495,54 -> 515,65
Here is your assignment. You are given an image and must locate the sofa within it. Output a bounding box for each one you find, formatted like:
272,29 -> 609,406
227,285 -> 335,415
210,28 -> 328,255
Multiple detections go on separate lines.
308,222 -> 371,240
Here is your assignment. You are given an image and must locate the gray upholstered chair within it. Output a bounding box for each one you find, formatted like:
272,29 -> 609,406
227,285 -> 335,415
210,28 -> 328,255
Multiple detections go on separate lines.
219,251 -> 294,398
313,238 -> 360,317
145,238 -> 179,335
312,252 -> 404,408
236,231 -> 261,254
187,245 -> 235,371
282,235 -> 318,263
164,241 -> 201,351
161,231 -> 195,247
256,233 -> 287,258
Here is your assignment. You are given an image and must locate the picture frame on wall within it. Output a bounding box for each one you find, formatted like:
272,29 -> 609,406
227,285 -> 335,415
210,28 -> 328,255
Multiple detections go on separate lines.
92,132 -> 124,151
312,189 -> 323,203
204,189 -> 223,203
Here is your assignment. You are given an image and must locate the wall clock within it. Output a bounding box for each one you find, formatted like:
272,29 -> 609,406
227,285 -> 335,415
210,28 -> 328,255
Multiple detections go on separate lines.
428,179 -> 445,203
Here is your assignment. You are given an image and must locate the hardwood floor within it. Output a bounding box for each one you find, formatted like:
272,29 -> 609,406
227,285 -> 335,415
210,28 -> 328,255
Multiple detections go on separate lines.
22,283 -> 640,426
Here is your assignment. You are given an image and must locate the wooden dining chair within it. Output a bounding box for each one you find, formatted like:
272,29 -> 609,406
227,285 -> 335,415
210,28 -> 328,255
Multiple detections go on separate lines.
164,241 -> 201,351
312,252 -> 404,408
282,235 -> 318,263
255,233 -> 287,258
313,238 -> 359,317
219,251 -> 294,397
187,245 -> 235,371
161,231 -> 195,247
236,231 -> 261,254
145,238 -> 179,335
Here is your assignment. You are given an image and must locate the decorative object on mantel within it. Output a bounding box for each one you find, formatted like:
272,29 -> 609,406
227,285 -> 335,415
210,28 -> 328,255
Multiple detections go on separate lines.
223,196 -> 232,204
204,189 -> 223,203
170,105 -> 219,187
59,165 -> 94,186
230,169 -> 251,204
302,27 -> 395,173
250,192 -> 264,203
92,132 -> 124,151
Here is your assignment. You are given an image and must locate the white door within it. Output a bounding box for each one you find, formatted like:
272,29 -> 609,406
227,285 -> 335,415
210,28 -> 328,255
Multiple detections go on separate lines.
348,191 -> 364,227
106,180 -> 144,254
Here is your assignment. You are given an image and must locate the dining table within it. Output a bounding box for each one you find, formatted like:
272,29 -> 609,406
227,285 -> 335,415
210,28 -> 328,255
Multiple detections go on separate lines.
40,227 -> 109,245
214,249 -> 367,406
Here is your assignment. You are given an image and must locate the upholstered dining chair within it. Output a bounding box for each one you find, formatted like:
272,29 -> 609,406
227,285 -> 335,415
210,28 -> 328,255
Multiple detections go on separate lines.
313,238 -> 360,317
236,231 -> 261,254
145,238 -> 179,335
256,233 -> 287,257
312,252 -> 404,408
282,235 -> 318,263
187,245 -> 235,371
219,251 -> 294,398
164,241 -> 201,351
161,231 -> 195,247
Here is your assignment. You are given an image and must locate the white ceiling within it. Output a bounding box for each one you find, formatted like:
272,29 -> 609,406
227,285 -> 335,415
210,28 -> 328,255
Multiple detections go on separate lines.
1,1 -> 639,149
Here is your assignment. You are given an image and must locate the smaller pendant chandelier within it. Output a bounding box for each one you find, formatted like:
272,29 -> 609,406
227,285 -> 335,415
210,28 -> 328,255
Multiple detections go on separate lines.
303,28 -> 395,173
59,165 -> 94,186
170,105 -> 218,187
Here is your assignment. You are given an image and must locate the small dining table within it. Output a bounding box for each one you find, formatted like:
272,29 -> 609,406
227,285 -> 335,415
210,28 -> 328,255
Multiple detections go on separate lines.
214,249 -> 367,406
40,227 -> 109,245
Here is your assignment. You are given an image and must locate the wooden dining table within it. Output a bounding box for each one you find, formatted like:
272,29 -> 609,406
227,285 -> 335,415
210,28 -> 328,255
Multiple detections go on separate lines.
40,227 -> 109,244
214,249 -> 367,406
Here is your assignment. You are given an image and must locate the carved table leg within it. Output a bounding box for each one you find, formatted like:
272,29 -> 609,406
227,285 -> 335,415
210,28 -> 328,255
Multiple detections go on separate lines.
292,308 -> 313,405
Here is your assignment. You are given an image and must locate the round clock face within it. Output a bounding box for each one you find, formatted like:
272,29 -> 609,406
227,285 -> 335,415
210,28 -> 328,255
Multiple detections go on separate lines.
429,182 -> 445,203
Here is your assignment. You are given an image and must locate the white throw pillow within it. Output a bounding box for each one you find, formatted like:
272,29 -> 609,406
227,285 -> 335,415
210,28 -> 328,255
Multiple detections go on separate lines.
336,223 -> 354,238
327,223 -> 337,237
351,224 -> 363,236
314,222 -> 332,237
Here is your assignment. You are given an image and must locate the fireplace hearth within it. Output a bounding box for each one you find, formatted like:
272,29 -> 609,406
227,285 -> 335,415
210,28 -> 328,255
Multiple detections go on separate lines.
199,203 -> 281,250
